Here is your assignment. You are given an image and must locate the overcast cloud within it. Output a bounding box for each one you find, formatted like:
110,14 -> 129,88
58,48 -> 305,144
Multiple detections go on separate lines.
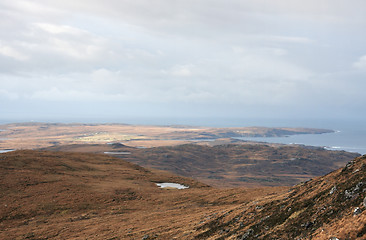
1,0 -> 366,123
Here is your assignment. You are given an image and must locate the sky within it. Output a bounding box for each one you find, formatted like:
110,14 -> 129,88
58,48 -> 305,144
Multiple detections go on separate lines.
1,0 -> 366,124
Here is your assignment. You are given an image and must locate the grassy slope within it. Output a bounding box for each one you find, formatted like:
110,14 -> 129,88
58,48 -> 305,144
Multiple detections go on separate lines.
0,150 -> 285,240
1,150 -> 364,239
192,155 -> 366,239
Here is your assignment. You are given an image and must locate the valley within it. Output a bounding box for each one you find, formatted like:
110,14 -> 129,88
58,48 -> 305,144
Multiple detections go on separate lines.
44,143 -> 359,187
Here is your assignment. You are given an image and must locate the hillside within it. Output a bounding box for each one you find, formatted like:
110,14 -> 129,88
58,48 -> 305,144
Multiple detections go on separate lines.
192,154 -> 366,239
0,150 -> 285,240
45,143 -> 359,187
0,150 -> 365,239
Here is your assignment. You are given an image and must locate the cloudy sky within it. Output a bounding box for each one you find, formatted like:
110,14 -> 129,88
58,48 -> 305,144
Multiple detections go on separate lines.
1,0 -> 366,124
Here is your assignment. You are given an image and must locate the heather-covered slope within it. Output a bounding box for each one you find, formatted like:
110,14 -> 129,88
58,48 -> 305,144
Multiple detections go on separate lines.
0,150 -> 284,240
1,150 -> 364,239
193,154 -> 366,239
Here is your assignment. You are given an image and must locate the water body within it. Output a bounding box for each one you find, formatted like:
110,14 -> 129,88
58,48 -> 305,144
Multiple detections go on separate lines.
0,149 -> 15,153
104,152 -> 131,155
1,118 -> 365,154
235,121 -> 366,155
156,183 -> 189,189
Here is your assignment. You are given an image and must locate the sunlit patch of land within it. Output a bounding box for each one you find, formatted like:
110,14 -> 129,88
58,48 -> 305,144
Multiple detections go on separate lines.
0,122 -> 333,150
71,132 -> 147,142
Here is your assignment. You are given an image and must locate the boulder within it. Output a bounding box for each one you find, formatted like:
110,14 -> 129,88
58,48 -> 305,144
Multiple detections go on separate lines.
353,207 -> 362,216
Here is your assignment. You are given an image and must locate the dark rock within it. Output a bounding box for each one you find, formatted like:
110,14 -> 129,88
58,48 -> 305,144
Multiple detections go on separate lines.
346,160 -> 355,168
329,185 -> 337,195
344,182 -> 365,199
353,182 -> 364,192
237,229 -> 253,240
353,207 -> 362,216
363,196 -> 366,208
301,221 -> 313,229
344,190 -> 354,199
220,228 -> 230,234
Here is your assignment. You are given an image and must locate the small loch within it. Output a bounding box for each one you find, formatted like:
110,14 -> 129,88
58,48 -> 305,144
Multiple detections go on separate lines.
104,152 -> 131,155
0,149 -> 15,154
156,183 -> 189,189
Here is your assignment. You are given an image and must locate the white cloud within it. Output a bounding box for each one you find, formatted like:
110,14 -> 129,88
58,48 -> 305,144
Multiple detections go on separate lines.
29,87 -> 118,101
249,35 -> 314,44
0,89 -> 19,100
353,55 -> 366,70
0,0 -> 365,119
163,65 -> 194,77
0,45 -> 28,61
35,23 -> 86,35
31,22 -> 108,61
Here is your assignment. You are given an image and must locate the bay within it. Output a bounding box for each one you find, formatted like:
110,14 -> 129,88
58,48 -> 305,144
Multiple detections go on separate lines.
235,122 -> 366,155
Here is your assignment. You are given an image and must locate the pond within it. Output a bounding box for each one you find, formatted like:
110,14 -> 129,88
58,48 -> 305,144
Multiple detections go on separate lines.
104,152 -> 131,155
156,183 -> 189,189
0,149 -> 15,153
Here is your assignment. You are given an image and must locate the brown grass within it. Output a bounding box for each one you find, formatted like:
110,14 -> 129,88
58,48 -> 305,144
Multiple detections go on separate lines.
1,150 -> 365,239
45,143 -> 359,188
0,150 -> 286,239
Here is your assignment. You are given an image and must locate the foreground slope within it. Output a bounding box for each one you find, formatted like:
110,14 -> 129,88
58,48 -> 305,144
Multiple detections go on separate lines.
1,150 -> 364,239
193,155 -> 366,239
0,150 -> 285,240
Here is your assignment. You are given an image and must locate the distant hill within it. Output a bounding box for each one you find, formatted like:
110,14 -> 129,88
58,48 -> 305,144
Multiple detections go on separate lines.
45,143 -> 360,187
0,122 -> 333,149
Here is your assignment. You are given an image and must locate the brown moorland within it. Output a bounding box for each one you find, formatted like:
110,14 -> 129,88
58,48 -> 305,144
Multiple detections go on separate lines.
0,150 -> 286,240
44,143 -> 359,188
0,122 -> 333,149
0,150 -> 365,239
192,154 -> 366,240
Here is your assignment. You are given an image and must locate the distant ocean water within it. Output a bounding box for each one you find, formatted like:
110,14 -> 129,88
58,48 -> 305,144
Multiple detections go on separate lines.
220,118 -> 366,155
229,119 -> 366,155
236,130 -> 366,155
0,118 -> 365,154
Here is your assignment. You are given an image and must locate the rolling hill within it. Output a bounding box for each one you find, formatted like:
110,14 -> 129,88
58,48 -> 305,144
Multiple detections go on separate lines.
44,143 -> 360,187
0,150 -> 284,239
0,150 -> 365,239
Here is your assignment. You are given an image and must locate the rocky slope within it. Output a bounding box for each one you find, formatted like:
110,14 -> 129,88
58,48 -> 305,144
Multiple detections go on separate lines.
192,154 -> 366,239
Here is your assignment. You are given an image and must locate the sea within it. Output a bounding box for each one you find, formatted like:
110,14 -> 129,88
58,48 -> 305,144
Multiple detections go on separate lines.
0,118 -> 365,155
